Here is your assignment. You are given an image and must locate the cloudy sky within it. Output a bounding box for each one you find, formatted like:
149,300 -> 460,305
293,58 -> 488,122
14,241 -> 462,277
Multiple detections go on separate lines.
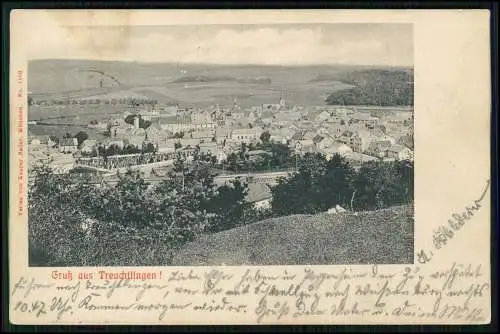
22,22 -> 413,66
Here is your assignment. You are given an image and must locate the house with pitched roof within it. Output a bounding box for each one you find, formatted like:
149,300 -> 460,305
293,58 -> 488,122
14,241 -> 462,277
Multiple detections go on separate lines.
396,134 -> 414,150
314,135 -> 335,150
245,183 -> 272,211
343,152 -> 378,163
189,129 -> 215,140
349,112 -> 380,128
229,127 -> 263,144
319,143 -> 353,160
303,131 -> 317,141
215,127 -> 232,144
191,110 -> 214,124
80,139 -> 98,154
58,137 -> 78,153
160,114 -> 216,133
383,144 -> 414,161
30,135 -> 57,147
270,128 -> 294,144
315,110 -> 331,123
366,140 -> 393,158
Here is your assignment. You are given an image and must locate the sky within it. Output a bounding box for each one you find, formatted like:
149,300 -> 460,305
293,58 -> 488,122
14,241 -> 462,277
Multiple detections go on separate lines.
21,20 -> 413,67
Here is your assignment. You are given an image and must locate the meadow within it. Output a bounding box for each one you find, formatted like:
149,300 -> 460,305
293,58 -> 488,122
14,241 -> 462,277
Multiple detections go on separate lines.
28,104 -> 127,140
29,104 -> 128,123
27,59 -> 363,134
28,124 -> 109,141
172,204 -> 414,265
28,59 -> 387,110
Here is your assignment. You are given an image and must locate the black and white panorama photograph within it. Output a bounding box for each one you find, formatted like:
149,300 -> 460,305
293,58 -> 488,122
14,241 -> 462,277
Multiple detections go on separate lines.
27,23 -> 414,267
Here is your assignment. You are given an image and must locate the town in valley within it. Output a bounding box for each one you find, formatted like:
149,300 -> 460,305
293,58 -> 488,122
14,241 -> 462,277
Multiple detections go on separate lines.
28,67 -> 414,212
27,23 -> 415,267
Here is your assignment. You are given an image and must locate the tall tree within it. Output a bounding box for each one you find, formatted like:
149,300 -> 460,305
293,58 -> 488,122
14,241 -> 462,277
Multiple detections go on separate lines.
204,178 -> 250,233
260,131 -> 271,144
75,131 -> 89,147
271,153 -> 355,215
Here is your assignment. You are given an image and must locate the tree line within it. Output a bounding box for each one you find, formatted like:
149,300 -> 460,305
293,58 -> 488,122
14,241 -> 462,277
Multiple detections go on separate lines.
271,152 -> 413,216
325,69 -> 414,106
124,114 -> 152,130
222,140 -> 295,173
28,96 -> 159,106
28,153 -> 413,267
80,142 -> 156,158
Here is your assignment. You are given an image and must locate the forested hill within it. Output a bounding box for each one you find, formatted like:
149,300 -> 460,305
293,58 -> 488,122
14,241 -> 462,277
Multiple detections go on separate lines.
324,69 -> 414,106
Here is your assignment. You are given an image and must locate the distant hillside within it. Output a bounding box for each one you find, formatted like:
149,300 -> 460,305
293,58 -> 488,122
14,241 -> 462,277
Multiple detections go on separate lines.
28,59 -> 382,94
237,77 -> 272,84
172,75 -> 236,83
324,69 -> 414,106
28,60 -> 412,108
171,204 -> 414,266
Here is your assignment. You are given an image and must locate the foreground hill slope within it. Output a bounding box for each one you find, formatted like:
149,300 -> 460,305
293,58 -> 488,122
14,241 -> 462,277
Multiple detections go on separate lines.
172,204 -> 414,266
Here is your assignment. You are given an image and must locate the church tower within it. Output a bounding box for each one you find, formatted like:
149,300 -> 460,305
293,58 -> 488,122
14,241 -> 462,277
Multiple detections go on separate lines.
279,89 -> 287,108
233,97 -> 240,110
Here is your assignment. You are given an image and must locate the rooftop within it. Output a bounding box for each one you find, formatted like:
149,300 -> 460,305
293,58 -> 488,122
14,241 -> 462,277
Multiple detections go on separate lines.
343,152 -> 378,162
232,128 -> 259,135
161,115 -> 193,124
350,113 -> 379,121
80,139 -> 97,147
387,144 -> 409,153
59,138 -> 78,146
245,183 -> 272,203
30,135 -> 51,143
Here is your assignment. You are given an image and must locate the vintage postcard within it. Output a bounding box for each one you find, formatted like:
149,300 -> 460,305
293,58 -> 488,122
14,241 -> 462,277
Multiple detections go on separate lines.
9,10 -> 491,325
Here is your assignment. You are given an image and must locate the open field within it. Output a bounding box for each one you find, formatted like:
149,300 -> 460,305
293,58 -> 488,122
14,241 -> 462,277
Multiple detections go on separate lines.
28,104 -> 128,123
28,124 -> 108,141
172,204 -> 414,265
28,60 -> 411,110
28,59 -> 413,142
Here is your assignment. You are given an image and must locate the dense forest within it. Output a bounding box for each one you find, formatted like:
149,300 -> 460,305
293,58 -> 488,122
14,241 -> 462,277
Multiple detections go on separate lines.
29,153 -> 413,267
325,69 -> 414,106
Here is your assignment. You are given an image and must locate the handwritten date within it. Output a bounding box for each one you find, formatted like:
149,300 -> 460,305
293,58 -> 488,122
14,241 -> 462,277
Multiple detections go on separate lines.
14,297 -> 73,320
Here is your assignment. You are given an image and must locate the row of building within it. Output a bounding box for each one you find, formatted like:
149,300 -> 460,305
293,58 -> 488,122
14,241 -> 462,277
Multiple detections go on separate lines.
28,97 -> 414,172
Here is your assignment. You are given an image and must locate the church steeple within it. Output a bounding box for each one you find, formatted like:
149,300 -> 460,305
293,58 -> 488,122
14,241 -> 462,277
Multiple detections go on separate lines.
279,90 -> 286,108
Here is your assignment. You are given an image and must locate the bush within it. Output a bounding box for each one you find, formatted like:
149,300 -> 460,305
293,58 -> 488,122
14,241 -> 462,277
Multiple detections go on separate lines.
28,159 -> 251,266
28,153 -> 414,266
271,153 -> 413,215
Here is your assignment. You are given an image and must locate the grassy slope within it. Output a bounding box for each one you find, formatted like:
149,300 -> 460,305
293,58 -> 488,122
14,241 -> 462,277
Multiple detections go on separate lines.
172,204 -> 414,266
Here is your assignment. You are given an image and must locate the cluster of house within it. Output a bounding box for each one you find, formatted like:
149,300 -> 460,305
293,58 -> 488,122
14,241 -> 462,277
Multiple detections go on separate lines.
28,98 -> 414,173
29,135 -> 78,153
28,98 -> 414,214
